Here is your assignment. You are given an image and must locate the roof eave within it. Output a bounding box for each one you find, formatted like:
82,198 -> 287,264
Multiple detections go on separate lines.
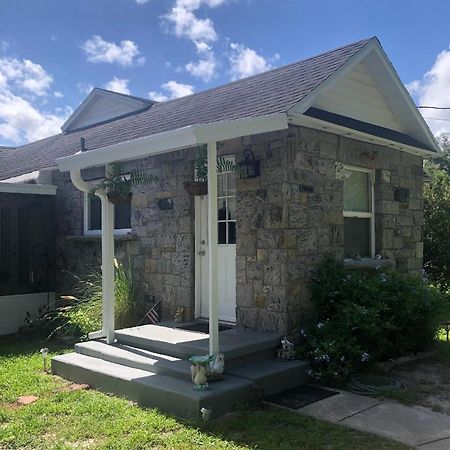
56,113 -> 289,172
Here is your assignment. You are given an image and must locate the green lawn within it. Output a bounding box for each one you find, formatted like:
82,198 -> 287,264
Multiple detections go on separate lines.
0,334 -> 410,450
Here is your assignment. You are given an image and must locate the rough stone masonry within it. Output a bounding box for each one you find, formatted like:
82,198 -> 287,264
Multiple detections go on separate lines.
53,124 -> 424,338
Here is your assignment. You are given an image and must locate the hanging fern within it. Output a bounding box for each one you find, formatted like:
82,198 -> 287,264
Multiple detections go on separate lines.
194,145 -> 236,182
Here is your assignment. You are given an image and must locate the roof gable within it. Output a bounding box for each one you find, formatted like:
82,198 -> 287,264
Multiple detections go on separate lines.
61,88 -> 153,133
288,38 -> 439,153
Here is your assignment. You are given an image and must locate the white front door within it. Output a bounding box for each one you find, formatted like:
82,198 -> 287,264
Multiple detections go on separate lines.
195,158 -> 236,323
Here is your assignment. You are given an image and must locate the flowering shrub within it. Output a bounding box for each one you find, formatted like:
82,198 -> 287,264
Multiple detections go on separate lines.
299,258 -> 449,382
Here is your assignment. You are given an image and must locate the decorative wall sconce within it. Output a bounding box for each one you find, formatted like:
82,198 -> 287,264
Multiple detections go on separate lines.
239,149 -> 260,179
157,197 -> 173,210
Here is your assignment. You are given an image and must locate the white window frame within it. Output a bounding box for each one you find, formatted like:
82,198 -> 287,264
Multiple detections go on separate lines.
83,192 -> 131,236
343,165 -> 375,259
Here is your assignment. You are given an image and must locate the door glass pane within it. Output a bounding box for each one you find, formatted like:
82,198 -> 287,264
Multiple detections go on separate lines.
227,197 -> 235,220
218,222 -> 227,244
227,173 -> 236,194
218,173 -> 226,197
228,222 -> 236,244
344,170 -> 369,212
344,217 -> 371,258
218,199 -> 228,221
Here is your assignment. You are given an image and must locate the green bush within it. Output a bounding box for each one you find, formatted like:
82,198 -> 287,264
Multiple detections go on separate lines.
424,166 -> 450,291
299,258 -> 449,382
51,258 -> 140,338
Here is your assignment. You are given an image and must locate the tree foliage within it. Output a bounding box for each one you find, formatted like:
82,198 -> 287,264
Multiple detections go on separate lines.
424,136 -> 450,289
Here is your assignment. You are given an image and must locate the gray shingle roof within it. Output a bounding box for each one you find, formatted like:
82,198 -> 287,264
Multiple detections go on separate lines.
0,37 -> 372,180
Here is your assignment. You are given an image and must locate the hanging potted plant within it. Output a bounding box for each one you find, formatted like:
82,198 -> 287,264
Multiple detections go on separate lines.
90,163 -> 159,204
184,146 -> 236,196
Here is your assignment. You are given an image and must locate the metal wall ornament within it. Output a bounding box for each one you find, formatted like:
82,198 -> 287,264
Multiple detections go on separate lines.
239,149 -> 260,179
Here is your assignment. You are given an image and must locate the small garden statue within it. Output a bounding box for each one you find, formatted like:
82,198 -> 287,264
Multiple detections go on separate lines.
189,355 -> 213,390
206,353 -> 225,381
276,338 -> 295,361
174,306 -> 185,323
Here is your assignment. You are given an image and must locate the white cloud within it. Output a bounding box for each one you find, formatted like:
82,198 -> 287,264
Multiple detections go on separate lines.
104,77 -> 131,95
82,35 -> 145,67
135,0 -> 150,3
228,43 -> 272,80
163,0 -> 227,46
149,80 -> 194,101
186,52 -> 216,81
54,90 -> 64,98
0,57 -> 53,96
77,82 -> 94,95
0,90 -> 71,144
0,55 -> 70,145
407,46 -> 450,135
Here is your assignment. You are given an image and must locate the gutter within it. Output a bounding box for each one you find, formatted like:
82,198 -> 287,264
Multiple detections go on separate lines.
56,113 -> 289,171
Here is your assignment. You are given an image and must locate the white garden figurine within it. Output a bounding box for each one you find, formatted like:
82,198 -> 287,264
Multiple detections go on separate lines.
207,353 -> 225,380
40,347 -> 49,372
191,364 -> 208,390
200,407 -> 212,422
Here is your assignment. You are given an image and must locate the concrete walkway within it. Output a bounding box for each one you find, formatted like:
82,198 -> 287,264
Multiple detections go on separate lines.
296,390 -> 450,449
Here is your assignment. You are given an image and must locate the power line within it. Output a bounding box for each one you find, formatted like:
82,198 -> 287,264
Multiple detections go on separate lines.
423,117 -> 450,122
418,106 -> 450,110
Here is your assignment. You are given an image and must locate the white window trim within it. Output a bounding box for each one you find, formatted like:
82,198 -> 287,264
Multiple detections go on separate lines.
83,192 -> 131,236
343,165 -> 375,259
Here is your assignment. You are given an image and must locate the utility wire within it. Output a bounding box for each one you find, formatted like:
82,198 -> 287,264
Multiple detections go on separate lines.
423,117 -> 450,122
418,106 -> 450,110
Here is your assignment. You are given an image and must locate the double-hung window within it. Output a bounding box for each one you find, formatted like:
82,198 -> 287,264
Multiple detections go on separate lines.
343,166 -> 375,259
84,192 -> 131,235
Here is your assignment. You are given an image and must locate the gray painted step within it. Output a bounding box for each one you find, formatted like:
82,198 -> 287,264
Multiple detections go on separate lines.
115,324 -> 280,362
75,341 -> 192,381
228,359 -> 310,396
52,352 -> 254,420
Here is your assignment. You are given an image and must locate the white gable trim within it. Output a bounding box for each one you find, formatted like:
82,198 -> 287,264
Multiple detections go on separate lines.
0,182 -> 57,195
61,88 -> 151,133
56,113 -> 289,171
288,38 -> 439,153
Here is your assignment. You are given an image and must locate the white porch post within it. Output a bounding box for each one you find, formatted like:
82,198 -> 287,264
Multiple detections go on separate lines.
99,186 -> 115,344
207,141 -> 219,355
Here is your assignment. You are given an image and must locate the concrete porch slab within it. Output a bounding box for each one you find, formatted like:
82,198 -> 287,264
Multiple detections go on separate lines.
340,402 -> 450,447
298,391 -> 380,423
115,324 -> 280,360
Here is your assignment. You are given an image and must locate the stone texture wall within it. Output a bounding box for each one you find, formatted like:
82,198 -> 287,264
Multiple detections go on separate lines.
53,124 -> 424,337
232,125 -> 423,337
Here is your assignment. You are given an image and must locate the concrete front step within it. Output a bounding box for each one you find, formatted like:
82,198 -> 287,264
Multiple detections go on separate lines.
75,341 -> 192,381
115,324 -> 280,363
52,352 -> 254,420
227,359 -> 309,397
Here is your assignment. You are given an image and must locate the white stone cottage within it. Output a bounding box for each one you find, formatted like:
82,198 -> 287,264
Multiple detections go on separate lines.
0,36 -> 438,340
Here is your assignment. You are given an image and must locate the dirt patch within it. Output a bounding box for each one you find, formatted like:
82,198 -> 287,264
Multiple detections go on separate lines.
387,357 -> 450,414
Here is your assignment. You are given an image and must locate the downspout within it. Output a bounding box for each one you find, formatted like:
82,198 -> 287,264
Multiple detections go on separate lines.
70,168 -> 115,344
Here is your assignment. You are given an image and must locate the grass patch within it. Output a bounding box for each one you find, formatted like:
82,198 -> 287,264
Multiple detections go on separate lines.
0,333 -> 410,450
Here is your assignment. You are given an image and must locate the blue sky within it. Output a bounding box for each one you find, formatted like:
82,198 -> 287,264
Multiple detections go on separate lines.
1,0 -> 450,146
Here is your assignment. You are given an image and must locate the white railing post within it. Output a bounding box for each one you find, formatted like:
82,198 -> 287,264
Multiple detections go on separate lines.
207,141 -> 219,355
99,187 -> 115,344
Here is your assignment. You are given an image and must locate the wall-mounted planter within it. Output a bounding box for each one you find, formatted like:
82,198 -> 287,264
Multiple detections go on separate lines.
183,181 -> 207,196
107,191 -> 132,204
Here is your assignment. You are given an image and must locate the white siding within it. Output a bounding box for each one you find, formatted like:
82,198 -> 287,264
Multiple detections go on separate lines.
69,96 -> 143,130
0,292 -> 55,335
313,62 -> 404,133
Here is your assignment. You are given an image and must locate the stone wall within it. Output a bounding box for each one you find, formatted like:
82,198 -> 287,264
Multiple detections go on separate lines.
53,124 -> 424,337
231,125 -> 423,337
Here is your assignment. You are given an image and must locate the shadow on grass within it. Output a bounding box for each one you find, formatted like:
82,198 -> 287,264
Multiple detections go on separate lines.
0,331 -> 76,357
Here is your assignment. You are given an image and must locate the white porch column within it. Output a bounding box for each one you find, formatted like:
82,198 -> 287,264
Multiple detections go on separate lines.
99,187 -> 115,344
207,141 -> 219,355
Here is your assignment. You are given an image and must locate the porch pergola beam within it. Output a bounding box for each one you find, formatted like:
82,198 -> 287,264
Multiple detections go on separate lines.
207,141 -> 219,355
